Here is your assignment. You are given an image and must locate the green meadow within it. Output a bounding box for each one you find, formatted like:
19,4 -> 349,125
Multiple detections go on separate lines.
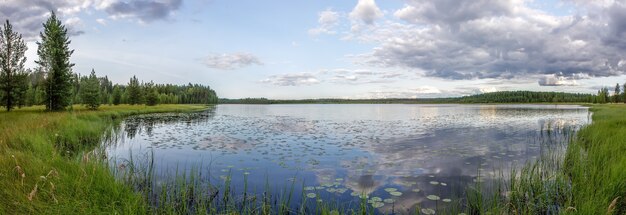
0,104 -> 624,214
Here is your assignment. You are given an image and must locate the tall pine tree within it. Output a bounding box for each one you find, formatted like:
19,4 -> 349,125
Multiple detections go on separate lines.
0,20 -> 28,111
80,69 -> 100,110
112,85 -> 122,105
127,75 -> 143,105
37,12 -> 74,111
144,81 -> 159,106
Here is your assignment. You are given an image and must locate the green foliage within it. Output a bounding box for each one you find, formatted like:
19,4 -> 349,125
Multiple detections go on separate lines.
0,105 -> 208,214
80,69 -> 100,110
37,12 -> 75,111
0,19 -> 28,111
126,75 -> 142,105
144,82 -> 159,106
458,91 -> 594,103
112,85 -> 122,105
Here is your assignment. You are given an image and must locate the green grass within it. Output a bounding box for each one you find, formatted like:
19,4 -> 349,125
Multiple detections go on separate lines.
0,104 -> 209,214
466,104 -> 626,215
563,104 -> 626,214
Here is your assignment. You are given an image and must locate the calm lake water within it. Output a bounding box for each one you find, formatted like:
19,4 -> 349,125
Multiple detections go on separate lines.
105,104 -> 589,213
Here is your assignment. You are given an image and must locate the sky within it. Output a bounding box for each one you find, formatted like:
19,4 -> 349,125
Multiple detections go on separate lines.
1,0 -> 626,99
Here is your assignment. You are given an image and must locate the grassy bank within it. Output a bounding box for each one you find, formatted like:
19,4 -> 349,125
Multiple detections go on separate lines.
0,104 -> 209,214
564,104 -> 626,214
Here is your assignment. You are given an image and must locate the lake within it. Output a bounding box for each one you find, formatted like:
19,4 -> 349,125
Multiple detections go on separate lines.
104,104 -> 589,214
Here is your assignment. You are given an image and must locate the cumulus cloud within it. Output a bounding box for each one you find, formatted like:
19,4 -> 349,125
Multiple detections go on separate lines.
260,73 -> 320,86
538,74 -> 580,86
0,0 -> 91,40
100,0 -> 183,23
309,9 -> 340,35
0,0 -> 183,40
202,53 -> 263,70
350,0 -> 383,24
349,0 -> 626,82
394,0 -> 514,27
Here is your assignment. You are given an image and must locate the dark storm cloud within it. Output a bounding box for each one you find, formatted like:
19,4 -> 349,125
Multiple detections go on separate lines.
105,0 -> 183,23
357,0 -> 626,82
0,0 -> 183,41
0,0 -> 87,40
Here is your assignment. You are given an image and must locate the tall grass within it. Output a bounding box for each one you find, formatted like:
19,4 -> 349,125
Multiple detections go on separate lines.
466,104 -> 626,214
0,105 -> 208,214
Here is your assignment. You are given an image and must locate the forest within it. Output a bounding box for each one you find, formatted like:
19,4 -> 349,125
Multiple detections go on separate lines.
220,90 -> 624,104
0,14 -> 217,112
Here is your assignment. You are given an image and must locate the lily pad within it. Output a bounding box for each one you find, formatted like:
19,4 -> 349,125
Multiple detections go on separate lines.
421,208 -> 436,215
442,198 -> 452,203
306,193 -> 317,198
384,188 -> 398,192
390,191 -> 403,196
426,195 -> 440,201
371,201 -> 384,208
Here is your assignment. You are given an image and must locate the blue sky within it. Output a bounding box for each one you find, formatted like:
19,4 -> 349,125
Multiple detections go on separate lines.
4,0 -> 626,99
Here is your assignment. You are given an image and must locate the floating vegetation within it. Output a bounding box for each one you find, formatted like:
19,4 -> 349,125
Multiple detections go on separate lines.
429,181 -> 439,185
411,188 -> 421,192
421,208 -> 436,214
426,195 -> 440,201
389,191 -> 403,197
442,198 -> 452,203
371,201 -> 384,208
383,198 -> 396,204
306,193 -> 317,198
384,188 -> 397,192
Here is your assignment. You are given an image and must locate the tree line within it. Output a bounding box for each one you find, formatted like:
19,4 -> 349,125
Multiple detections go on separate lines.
593,83 -> 626,104
0,13 -> 217,111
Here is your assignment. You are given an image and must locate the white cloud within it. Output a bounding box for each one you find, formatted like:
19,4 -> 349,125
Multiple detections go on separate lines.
309,9 -> 340,35
538,74 -> 580,86
350,0 -> 383,25
260,73 -> 320,86
0,0 -> 183,40
96,18 -> 107,25
344,0 -> 626,82
203,53 -> 263,70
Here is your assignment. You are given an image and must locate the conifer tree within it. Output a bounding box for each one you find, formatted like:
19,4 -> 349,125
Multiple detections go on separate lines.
0,20 -> 28,111
623,82 -> 626,104
80,69 -> 100,110
127,75 -> 142,105
37,12 -> 74,111
145,81 -> 159,106
112,85 -> 122,105
615,83 -> 621,103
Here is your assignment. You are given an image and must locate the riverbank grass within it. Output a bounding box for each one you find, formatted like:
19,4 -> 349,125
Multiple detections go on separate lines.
0,104 -> 209,214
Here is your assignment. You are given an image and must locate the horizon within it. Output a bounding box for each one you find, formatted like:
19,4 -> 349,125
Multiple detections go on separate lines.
2,0 -> 626,99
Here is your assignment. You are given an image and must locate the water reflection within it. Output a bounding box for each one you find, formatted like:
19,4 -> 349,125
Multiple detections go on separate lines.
105,104 -> 588,214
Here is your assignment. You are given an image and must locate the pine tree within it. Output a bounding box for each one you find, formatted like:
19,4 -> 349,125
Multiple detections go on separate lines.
144,81 -> 159,106
613,83 -> 621,103
80,69 -> 100,110
623,82 -> 626,104
112,85 -> 122,105
127,75 -> 143,105
37,12 -> 75,111
0,20 -> 28,111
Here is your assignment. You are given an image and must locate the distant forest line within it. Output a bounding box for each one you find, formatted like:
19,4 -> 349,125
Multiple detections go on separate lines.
220,90 -> 625,104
